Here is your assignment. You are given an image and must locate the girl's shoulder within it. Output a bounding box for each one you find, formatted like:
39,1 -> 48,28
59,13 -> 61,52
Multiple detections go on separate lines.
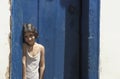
35,43 -> 44,51
35,42 -> 44,49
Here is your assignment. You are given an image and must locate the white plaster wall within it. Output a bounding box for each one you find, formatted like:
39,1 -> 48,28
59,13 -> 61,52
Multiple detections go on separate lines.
0,0 -> 10,79
100,0 -> 120,79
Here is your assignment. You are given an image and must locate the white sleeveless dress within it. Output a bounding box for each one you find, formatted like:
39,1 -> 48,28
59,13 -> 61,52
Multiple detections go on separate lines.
26,50 -> 41,79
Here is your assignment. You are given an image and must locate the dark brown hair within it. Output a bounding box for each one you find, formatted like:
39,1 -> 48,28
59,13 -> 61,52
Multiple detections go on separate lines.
23,23 -> 38,42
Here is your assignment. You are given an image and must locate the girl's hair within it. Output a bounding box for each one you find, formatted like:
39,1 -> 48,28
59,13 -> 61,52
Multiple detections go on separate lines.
23,23 -> 38,42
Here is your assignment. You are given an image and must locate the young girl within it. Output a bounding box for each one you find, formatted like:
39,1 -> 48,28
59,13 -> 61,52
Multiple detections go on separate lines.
22,23 -> 45,79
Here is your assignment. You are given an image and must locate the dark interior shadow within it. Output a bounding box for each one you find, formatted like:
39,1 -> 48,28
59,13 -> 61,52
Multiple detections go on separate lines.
60,0 -> 89,79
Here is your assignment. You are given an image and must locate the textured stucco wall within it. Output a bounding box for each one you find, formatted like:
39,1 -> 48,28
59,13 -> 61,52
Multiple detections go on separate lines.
0,0 -> 10,79
100,0 -> 120,79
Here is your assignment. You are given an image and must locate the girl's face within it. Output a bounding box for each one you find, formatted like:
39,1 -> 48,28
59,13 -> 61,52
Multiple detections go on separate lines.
24,32 -> 35,46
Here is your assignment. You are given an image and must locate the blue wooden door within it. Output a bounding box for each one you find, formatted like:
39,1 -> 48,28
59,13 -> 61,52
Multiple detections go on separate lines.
11,0 -> 66,79
38,0 -> 66,79
11,0 -> 23,79
11,0 -> 99,79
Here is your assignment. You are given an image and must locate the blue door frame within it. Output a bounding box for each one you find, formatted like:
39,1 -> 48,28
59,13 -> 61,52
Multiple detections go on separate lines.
89,0 -> 100,79
11,0 -> 100,79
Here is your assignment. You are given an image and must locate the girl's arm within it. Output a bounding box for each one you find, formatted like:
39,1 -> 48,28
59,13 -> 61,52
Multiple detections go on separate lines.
39,45 -> 45,79
22,44 -> 27,79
